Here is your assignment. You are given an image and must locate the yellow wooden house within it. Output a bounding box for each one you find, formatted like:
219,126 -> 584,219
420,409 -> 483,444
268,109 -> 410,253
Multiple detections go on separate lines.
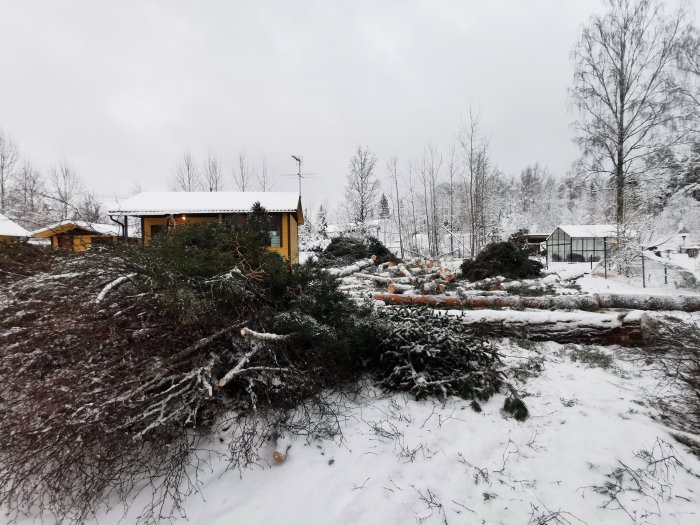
0,213 -> 30,243
108,192 -> 304,265
31,221 -> 122,252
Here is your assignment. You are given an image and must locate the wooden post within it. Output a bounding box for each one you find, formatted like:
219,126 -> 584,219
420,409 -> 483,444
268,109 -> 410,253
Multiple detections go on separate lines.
641,251 -> 646,288
603,237 -> 607,279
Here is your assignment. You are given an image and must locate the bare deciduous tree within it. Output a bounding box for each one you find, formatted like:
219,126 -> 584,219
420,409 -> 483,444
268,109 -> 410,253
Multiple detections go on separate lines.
386,156 -> 404,258
76,192 -> 104,223
418,146 -> 443,256
256,155 -> 274,191
233,153 -> 251,191
202,153 -> 223,192
171,150 -> 202,192
13,160 -> 45,229
460,108 -> 497,256
445,145 -> 459,254
344,146 -> 379,224
0,130 -> 19,214
571,0 -> 686,229
48,161 -> 84,221
676,25 -> 699,131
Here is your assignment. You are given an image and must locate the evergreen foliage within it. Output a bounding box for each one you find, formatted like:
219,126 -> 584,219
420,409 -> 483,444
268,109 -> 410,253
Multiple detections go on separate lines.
317,234 -> 398,267
246,201 -> 272,246
460,241 -> 543,282
0,225 -> 527,524
378,193 -> 390,220
375,308 -> 507,402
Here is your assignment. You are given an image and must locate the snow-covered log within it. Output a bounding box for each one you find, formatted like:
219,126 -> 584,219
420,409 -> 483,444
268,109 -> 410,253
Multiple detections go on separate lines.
593,293 -> 700,312
447,309 -> 645,346
326,255 -> 377,277
387,282 -> 413,294
396,264 -> 412,278
374,292 -> 700,312
351,272 -> 391,284
458,276 -> 507,290
372,292 -> 463,308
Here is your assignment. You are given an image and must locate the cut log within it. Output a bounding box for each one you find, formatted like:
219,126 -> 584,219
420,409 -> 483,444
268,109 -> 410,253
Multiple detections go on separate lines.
387,282 -> 413,294
327,256 -> 377,277
458,276 -> 507,290
397,264 -> 412,278
374,292 -> 700,313
372,293 -> 463,308
446,310 -> 646,346
352,272 -> 391,284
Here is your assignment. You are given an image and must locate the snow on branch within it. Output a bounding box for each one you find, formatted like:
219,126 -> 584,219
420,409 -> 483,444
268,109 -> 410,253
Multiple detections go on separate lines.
217,327 -> 293,387
95,273 -> 136,303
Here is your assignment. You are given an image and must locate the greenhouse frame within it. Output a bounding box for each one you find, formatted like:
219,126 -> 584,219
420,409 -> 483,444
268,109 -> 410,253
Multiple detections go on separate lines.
546,224 -> 617,264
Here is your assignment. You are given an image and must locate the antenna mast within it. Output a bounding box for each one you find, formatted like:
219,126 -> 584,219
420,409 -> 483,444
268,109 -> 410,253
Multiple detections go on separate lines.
291,155 -> 302,195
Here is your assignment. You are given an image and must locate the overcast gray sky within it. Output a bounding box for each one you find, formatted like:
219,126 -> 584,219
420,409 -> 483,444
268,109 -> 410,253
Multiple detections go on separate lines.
0,0 -> 693,210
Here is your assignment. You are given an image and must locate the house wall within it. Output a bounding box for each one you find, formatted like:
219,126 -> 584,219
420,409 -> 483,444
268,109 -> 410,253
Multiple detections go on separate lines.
53,234 -> 95,252
141,212 -> 297,264
0,235 -> 21,243
289,213 -> 299,265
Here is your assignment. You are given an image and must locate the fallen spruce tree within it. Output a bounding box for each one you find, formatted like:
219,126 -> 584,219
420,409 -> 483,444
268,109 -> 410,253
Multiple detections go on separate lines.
372,291 -> 700,313
0,220 -> 523,524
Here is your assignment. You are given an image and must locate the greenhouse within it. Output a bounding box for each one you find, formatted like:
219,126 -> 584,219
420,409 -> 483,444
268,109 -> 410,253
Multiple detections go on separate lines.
546,224 -> 617,264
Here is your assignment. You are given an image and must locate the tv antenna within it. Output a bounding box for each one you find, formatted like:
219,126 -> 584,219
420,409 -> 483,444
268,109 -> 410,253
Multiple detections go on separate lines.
283,155 -> 317,196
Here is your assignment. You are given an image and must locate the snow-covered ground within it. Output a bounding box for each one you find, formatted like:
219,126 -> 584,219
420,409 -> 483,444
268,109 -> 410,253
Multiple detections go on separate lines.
7,340 -> 698,525
546,262 -> 700,296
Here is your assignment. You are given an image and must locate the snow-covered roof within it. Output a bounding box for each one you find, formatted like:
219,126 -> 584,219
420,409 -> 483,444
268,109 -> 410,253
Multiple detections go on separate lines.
0,213 -> 30,237
554,224 -> 618,238
31,220 -> 122,238
108,192 -> 302,216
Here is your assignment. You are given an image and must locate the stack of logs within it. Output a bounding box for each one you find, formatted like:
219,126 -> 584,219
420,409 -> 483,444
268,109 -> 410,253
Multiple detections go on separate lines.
330,256 -> 456,297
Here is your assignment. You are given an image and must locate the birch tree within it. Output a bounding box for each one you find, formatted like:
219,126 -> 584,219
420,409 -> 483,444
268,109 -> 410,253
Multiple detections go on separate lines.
571,0 -> 686,230
459,108 -> 495,256
233,153 -> 251,191
0,130 -> 18,214
256,155 -> 274,191
344,146 -> 379,225
14,160 -> 45,228
171,150 -> 202,191
202,153 -> 223,192
386,156 -> 404,258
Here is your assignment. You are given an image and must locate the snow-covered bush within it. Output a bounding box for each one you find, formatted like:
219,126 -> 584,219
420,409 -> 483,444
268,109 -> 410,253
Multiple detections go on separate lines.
460,241 -> 543,282
316,234 -> 398,267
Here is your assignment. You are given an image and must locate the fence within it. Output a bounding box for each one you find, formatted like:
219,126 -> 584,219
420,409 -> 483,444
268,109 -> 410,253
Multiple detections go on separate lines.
594,246 -> 698,291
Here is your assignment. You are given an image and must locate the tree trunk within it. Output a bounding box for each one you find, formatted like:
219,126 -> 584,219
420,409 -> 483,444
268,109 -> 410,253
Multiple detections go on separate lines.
372,292 -> 700,312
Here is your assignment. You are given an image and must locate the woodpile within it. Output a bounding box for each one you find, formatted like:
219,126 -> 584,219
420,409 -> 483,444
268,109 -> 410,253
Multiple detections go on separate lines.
331,256 -> 457,298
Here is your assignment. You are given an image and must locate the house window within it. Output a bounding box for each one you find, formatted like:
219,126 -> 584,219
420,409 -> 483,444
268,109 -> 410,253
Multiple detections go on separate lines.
270,215 -> 282,248
150,225 -> 164,237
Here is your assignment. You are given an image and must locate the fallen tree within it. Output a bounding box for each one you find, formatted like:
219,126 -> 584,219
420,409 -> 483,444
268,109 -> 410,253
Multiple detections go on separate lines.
372,292 -> 700,313
452,309 -> 646,346
0,221 -> 518,524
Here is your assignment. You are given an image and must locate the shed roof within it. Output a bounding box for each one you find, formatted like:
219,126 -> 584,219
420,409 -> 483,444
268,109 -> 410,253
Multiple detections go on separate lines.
0,213 -> 30,237
31,220 -> 122,238
554,224 -> 618,238
108,192 -> 302,217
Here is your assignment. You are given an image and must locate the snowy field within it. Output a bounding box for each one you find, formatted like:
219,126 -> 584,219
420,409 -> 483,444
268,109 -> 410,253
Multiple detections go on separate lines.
6,339 -> 698,525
